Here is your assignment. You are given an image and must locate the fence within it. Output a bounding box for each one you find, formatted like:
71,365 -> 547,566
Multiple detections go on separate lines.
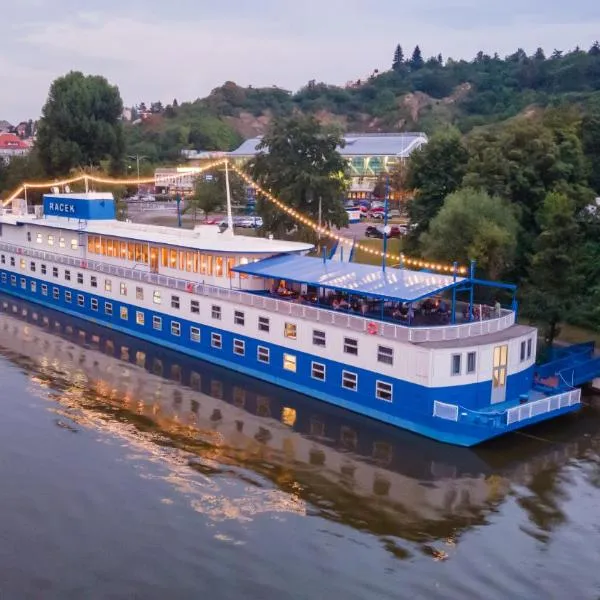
506,388 -> 581,425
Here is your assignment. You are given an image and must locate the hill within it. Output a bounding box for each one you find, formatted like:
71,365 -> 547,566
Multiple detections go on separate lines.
125,42 -> 600,161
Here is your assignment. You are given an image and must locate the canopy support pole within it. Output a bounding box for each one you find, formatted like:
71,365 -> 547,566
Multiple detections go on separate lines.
469,260 -> 476,322
451,262 -> 458,325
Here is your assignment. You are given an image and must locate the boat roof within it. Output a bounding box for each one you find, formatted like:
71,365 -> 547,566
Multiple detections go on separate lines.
1,214 -> 314,255
233,254 -> 465,302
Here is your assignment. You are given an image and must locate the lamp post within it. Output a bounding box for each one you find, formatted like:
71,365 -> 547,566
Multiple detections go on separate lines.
382,174 -> 390,273
128,154 -> 148,195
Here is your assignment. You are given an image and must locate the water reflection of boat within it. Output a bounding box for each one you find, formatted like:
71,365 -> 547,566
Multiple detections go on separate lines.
1,293 -> 598,545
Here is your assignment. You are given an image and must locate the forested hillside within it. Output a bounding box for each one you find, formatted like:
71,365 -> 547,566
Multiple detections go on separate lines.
125,42 -> 600,161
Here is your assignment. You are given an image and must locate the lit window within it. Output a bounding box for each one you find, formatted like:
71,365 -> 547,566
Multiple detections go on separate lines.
77,294 -> 84,307
211,332 -> 222,349
136,311 -> 145,326
20,259 -> 26,270
376,381 -> 393,402
342,371 -> 358,391
258,316 -> 270,332
171,295 -> 180,309
171,321 -> 181,336
191,300 -> 200,314
71,239 -> 78,250
283,353 -> 297,372
311,362 -> 326,381
52,287 -> 59,299
211,305 -> 221,320
136,287 -> 143,300
59,236 -> 65,248
47,235 -> 54,246
451,354 -> 461,376
91,298 -> 98,311
285,323 -> 297,340
65,291 -> 71,303
344,338 -> 358,355
152,315 -> 162,330
234,311 -> 245,326
313,330 -> 326,347
105,279 -> 112,292
257,346 -> 270,363
377,346 -> 393,365
190,326 -> 201,342
105,302 -> 113,316
153,291 -> 161,304
120,283 -> 127,296
233,339 -> 245,356
36,233 -> 42,243
467,352 -> 476,374
120,306 -> 128,320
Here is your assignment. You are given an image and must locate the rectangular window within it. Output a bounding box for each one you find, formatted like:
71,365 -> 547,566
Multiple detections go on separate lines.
451,354 -> 461,376
77,294 -> 84,307
311,362 -> 326,381
344,338 -> 358,355
234,310 -> 245,326
342,371 -> 358,391
211,332 -> 222,349
41,264 -> 46,275
520,341 -> 526,362
71,239 -> 78,250
377,345 -> 393,365
65,270 -> 71,281
284,323 -> 297,340
52,267 -> 58,278
258,316 -> 270,333
10,257 -> 15,267
105,279 -> 112,292
257,346 -> 270,364
77,272 -> 83,284
190,326 -> 201,342
527,338 -> 532,359
10,274 -> 16,285
52,287 -> 59,299
19,258 -> 25,270
59,236 -> 65,248
90,276 -> 97,287
30,281 -> 36,292
36,233 -> 42,244
120,283 -> 127,296
211,305 -> 221,320
171,295 -> 180,309
20,278 -> 26,290
283,353 -> 297,372
313,329 -> 326,347
65,290 -> 71,303
467,352 -> 477,374
120,306 -> 128,320
136,311 -> 145,326
152,315 -> 162,330
41,284 -> 48,296
190,300 -> 200,314
91,298 -> 98,311
105,302 -> 113,316
136,287 -> 143,300
26,231 -> 31,242
47,235 -> 54,246
376,381 -> 393,402
171,321 -> 181,336
1,273 -> 6,283
30,261 -> 35,272
233,339 -> 245,356
153,291 -> 161,304
0,255 -> 4,264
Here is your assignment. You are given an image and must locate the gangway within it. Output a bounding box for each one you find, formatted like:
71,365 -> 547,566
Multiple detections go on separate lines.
535,342 -> 600,391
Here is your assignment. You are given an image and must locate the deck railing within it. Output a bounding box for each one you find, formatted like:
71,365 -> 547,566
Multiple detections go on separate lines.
0,240 -> 516,343
505,389 -> 581,425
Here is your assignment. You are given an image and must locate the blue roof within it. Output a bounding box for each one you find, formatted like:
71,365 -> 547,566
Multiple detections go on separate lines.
233,254 -> 465,302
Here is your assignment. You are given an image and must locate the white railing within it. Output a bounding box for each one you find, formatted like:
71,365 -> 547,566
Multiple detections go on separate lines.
506,389 -> 581,426
433,400 -> 459,421
0,240 -> 516,342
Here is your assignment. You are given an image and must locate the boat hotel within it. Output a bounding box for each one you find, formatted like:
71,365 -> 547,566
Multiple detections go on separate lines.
0,191 -> 592,446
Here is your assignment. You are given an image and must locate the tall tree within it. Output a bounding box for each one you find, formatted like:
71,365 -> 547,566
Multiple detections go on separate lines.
249,115 -> 349,240
582,106 -> 600,193
406,128 -> 469,243
409,45 -> 424,70
183,168 -> 244,222
523,191 -> 582,347
37,71 -> 124,176
392,44 -> 405,71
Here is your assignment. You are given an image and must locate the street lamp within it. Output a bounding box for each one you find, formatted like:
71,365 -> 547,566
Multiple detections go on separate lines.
128,154 -> 148,195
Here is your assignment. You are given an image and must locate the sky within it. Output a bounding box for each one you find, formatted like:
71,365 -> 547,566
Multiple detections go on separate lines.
1,0 -> 600,122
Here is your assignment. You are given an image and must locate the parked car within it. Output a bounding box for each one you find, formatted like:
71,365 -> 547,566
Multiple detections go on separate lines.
365,225 -> 401,239
365,225 -> 384,238
238,216 -> 263,228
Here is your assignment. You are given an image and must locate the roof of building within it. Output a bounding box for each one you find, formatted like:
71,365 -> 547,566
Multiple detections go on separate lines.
228,132 -> 428,158
0,133 -> 29,150
233,254 -> 464,302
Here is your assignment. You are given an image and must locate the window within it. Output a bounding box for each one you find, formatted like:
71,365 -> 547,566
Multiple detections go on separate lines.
0,255 -> 4,264
10,257 -> 15,267
59,236 -> 65,248
47,235 -> 54,246
377,346 -> 393,365
65,291 -> 72,303
258,316 -> 270,333
120,306 -> 128,320
152,315 -> 162,330
313,330 -> 326,347
284,323 -> 297,340
153,291 -> 161,304
36,233 -> 42,244
376,381 -> 393,402
77,273 -> 83,284
1,273 -> 6,283
30,281 -> 36,292
10,274 -> 16,285
211,305 -> 221,320
20,278 -> 26,289
136,287 -> 143,301
527,338 -> 532,359
77,294 -> 84,307
64,270 -> 71,281
342,371 -> 358,391
136,311 -> 145,325
344,338 -> 358,355
171,321 -> 181,336
520,341 -> 526,362
257,346 -> 270,364
41,284 -> 48,296
467,352 -> 477,374
41,263 -> 46,274
30,261 -> 36,272
233,339 -> 245,356
120,283 -> 127,296
51,267 -> 58,278
27,231 -> 31,242
311,362 -> 326,381
211,332 -> 222,349
451,354 -> 461,376
283,353 -> 297,372
71,239 -> 78,250
52,287 -> 59,299
105,279 -> 112,292
90,276 -> 97,287
91,298 -> 98,311
234,310 -> 245,326
191,300 -> 200,314
105,302 -> 113,316
171,295 -> 180,309
190,326 -> 201,342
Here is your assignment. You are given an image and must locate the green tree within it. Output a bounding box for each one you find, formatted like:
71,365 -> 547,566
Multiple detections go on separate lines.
523,191 -> 582,347
420,188 -> 519,280
409,45 -> 424,70
37,71 -> 124,176
582,106 -> 600,193
248,115 -> 349,240
406,128 -> 469,243
183,168 -> 243,222
392,44 -> 405,71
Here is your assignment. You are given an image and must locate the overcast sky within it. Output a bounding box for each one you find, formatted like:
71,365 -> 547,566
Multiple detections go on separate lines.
1,0 -> 599,122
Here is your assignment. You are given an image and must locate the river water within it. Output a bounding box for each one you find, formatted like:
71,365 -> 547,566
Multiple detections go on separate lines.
0,293 -> 599,600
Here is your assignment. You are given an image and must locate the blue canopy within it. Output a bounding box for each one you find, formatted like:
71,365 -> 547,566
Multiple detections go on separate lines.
233,254 -> 465,303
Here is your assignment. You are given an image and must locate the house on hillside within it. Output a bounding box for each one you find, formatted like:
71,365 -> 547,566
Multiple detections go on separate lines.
0,133 -> 31,164
0,120 -> 13,134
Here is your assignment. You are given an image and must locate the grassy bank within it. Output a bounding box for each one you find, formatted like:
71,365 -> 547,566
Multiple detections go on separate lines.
352,238 -> 403,267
